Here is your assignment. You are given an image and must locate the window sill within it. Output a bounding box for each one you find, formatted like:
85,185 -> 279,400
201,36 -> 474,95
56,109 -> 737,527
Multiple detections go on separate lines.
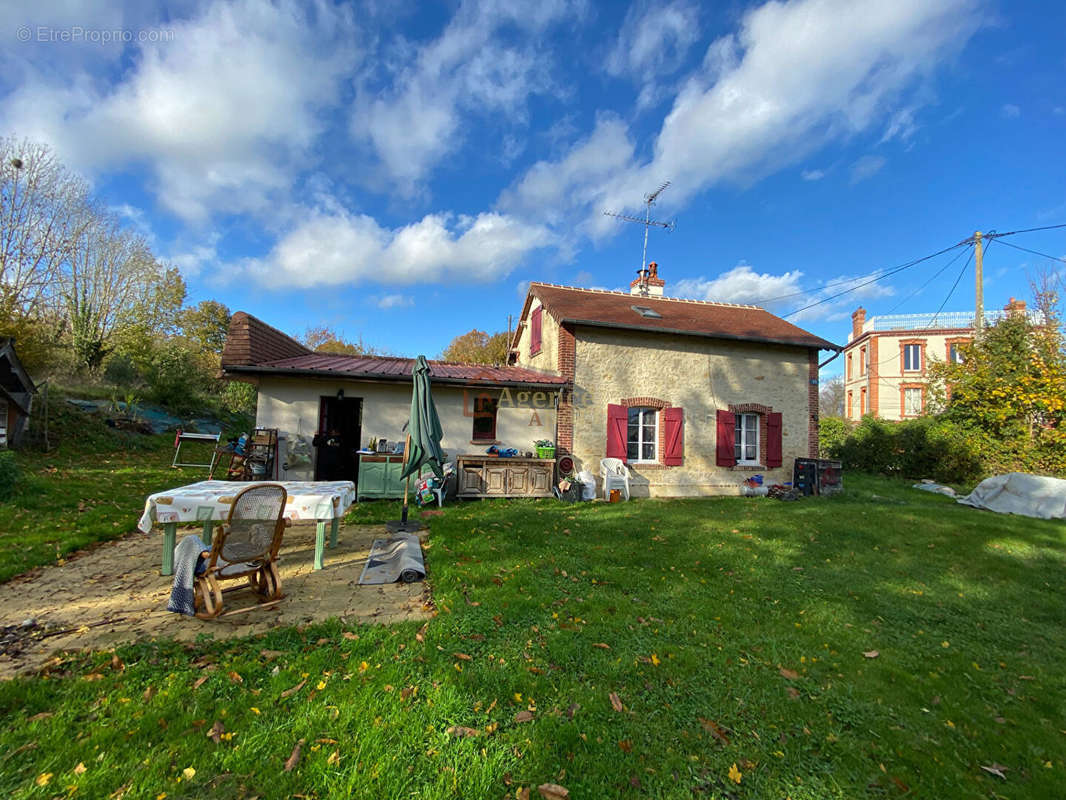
529,348 -> 541,357
732,464 -> 766,471
470,439 -> 501,445
632,463 -> 673,470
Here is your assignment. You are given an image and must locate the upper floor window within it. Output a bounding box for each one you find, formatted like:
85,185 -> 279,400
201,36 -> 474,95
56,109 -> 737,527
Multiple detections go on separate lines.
529,307 -> 542,356
846,353 -> 852,380
627,407 -> 658,462
903,343 -> 922,371
859,346 -> 867,375
949,342 -> 965,364
734,412 -> 759,465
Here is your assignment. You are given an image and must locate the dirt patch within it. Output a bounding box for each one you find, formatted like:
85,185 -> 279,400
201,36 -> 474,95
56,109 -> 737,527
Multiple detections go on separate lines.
0,523 -> 433,679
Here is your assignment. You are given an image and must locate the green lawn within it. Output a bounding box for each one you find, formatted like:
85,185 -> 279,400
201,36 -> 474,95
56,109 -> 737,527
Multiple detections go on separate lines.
1,445 -> 1065,798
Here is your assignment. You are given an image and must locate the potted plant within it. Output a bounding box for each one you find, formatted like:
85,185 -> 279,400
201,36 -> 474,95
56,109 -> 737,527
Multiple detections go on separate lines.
534,439 -> 555,459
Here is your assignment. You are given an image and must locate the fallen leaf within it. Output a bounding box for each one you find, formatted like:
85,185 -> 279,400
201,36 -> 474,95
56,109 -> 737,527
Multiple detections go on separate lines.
192,676 -> 209,690
207,720 -> 225,744
416,623 -> 428,643
280,680 -> 306,699
73,762 -> 87,775
326,750 -> 340,766
110,654 -> 125,672
980,763 -> 1009,779
260,649 -> 285,659
863,650 -> 880,659
786,686 -> 801,699
27,712 -> 53,722
284,739 -> 305,772
537,783 -> 570,800
142,687 -> 156,702
517,788 -> 530,800
342,633 -> 359,641
182,766 -> 196,780
227,670 -> 243,684
609,692 -> 623,712
514,710 -> 534,723
698,718 -> 731,745
779,667 -> 800,680
728,763 -> 743,784
35,773 -> 52,787
454,653 -> 472,661
592,643 -> 610,649
618,739 -> 632,752
447,726 -> 481,738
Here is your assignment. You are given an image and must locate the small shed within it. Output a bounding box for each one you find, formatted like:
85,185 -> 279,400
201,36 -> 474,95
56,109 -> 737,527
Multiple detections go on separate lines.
0,338 -> 36,448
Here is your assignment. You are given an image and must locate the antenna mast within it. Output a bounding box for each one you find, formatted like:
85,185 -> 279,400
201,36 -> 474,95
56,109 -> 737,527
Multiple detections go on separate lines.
604,181 -> 675,295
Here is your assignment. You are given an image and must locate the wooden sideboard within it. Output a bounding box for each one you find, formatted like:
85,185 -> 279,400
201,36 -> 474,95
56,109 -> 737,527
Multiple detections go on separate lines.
457,456 -> 554,498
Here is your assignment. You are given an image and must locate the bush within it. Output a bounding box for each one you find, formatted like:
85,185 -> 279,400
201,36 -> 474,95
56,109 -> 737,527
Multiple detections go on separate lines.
818,416 -> 851,458
836,415 -> 987,485
143,340 -> 213,414
220,381 -> 257,416
103,353 -> 142,387
0,450 -> 19,499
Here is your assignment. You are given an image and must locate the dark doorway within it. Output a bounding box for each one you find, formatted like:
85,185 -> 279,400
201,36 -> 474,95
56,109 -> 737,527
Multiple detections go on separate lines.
314,395 -> 362,482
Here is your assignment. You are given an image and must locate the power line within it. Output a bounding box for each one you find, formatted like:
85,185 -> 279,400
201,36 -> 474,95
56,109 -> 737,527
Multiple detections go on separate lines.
782,241 -> 970,319
987,223 -> 1066,238
928,245 -> 976,328
885,245 -> 973,314
986,237 -> 1066,264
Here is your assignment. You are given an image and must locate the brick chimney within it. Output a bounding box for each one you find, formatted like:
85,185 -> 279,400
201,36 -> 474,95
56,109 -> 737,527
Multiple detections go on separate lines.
629,261 -> 666,296
1004,297 -> 1027,317
851,307 -> 867,339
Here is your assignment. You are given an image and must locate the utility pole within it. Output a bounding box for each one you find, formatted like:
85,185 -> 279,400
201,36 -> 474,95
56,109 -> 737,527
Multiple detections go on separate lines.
973,231 -> 984,333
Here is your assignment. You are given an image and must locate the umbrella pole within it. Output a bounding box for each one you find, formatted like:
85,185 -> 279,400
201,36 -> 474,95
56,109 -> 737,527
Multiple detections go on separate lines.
401,433 -> 412,525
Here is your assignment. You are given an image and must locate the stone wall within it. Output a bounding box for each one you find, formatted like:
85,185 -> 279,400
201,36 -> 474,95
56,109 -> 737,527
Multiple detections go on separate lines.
571,326 -> 813,496
256,377 -> 557,480
513,299 -> 560,375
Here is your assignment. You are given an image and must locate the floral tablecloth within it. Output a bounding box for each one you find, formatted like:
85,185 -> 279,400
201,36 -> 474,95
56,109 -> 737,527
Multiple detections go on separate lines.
138,480 -> 356,533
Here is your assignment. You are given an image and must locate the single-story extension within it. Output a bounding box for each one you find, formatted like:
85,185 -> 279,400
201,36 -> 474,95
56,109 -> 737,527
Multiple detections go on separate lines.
221,262 -> 839,496
0,338 -> 36,448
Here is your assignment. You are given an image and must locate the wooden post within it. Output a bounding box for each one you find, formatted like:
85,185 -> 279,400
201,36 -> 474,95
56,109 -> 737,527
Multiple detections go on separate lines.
974,231 -> 984,334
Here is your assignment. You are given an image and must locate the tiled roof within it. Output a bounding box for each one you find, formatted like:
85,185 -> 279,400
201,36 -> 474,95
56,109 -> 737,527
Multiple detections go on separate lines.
525,283 -> 839,350
221,312 -> 312,367
221,319 -> 568,387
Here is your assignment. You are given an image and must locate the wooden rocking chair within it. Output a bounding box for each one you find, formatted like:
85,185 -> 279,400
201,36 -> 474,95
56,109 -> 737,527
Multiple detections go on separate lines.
194,483 -> 289,619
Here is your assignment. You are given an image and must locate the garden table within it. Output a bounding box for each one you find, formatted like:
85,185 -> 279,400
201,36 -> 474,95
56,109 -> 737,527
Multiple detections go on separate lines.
139,480 -> 356,576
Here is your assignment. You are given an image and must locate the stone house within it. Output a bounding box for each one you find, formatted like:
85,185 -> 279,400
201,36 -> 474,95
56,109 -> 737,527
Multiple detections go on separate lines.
508,263 -> 839,496
222,263 -> 839,496
843,298 -> 1028,421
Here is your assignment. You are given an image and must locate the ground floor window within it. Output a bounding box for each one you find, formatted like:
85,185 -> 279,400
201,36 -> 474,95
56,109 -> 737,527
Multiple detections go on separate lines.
627,407 -> 658,462
472,395 -> 498,441
734,412 -> 758,464
903,387 -> 923,417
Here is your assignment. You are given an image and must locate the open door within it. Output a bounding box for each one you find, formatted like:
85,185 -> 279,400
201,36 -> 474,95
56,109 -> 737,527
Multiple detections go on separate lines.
314,395 -> 362,482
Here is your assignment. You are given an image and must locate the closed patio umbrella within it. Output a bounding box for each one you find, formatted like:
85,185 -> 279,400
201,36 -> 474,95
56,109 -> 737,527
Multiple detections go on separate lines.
388,355 -> 445,532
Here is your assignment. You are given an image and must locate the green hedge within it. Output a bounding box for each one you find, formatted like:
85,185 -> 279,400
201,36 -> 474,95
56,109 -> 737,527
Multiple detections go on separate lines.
0,450 -> 19,500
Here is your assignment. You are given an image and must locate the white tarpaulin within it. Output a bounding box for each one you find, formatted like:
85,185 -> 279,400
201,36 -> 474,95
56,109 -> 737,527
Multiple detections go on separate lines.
957,473 -> 1066,520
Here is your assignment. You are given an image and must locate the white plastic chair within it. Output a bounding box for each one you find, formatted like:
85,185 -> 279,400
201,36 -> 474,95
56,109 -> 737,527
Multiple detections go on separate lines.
600,458 -> 631,501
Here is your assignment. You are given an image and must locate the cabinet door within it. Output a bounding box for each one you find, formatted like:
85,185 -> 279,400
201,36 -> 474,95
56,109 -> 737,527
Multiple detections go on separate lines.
506,466 -> 529,495
358,459 -> 386,498
459,463 -> 484,495
484,465 -> 508,494
529,464 -> 552,495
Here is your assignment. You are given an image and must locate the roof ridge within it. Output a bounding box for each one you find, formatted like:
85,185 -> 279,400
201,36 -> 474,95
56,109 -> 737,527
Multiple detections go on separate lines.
528,281 -> 763,310
274,351 -> 524,371
236,312 -> 313,353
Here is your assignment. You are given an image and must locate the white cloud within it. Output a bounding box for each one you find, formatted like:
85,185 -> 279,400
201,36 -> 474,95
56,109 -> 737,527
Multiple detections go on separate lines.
801,168 -> 825,181
675,265 -> 803,305
241,208 -> 555,289
503,0 -> 982,231
606,0 -> 700,110
1001,103 -> 1020,118
849,154 -> 886,184
350,0 -> 572,188
376,294 -> 414,309
2,0 -> 361,222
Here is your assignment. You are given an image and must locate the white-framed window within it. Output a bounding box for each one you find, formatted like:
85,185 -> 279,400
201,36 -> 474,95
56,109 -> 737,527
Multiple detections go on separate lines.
734,412 -> 759,465
949,343 -> 965,364
903,387 -> 923,416
903,343 -> 922,371
626,407 -> 658,462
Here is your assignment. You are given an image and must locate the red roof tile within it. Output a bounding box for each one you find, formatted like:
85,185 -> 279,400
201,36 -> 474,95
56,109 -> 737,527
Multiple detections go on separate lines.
524,283 -> 839,350
221,312 -> 311,368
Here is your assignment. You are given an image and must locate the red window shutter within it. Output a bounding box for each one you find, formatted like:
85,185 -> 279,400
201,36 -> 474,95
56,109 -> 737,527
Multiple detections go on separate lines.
530,307 -> 542,355
606,403 -> 627,462
662,407 -> 684,466
766,412 -> 783,468
715,410 -> 735,467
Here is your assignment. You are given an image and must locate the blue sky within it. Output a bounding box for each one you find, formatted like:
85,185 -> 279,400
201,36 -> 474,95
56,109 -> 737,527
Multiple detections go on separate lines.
3,0 -> 1064,377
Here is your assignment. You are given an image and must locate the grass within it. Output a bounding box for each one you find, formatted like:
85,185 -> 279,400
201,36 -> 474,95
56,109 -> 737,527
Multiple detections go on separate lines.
1,454 -> 1064,798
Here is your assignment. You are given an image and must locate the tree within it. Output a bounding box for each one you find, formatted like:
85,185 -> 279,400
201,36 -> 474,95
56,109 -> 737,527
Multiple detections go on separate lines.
441,329 -> 509,364
180,300 -> 232,355
300,325 -> 380,356
819,375 -> 845,417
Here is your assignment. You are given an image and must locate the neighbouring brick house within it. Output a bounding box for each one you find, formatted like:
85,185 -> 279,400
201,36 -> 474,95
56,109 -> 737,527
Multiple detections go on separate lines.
843,297 -> 1029,421
509,264 -> 839,496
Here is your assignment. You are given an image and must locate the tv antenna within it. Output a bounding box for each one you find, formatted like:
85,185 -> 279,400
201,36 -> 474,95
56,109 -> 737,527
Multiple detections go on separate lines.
604,181 -> 676,294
